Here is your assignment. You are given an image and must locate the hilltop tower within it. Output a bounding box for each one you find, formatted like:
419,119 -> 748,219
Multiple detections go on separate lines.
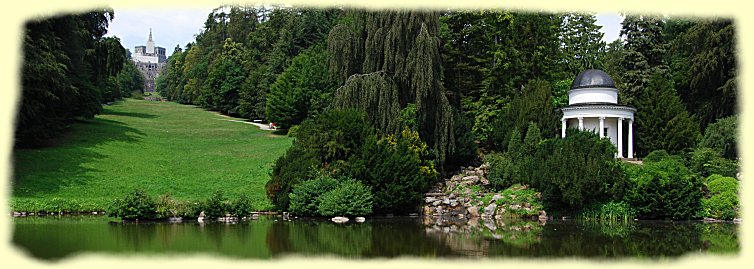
132,29 -> 167,93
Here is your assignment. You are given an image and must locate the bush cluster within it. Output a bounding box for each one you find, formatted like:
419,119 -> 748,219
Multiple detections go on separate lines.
289,175 -> 373,217
267,109 -> 438,215
108,189 -> 158,220
317,179 -> 373,217
623,155 -> 703,220
486,127 -> 625,214
702,174 -> 739,220
107,189 -> 254,221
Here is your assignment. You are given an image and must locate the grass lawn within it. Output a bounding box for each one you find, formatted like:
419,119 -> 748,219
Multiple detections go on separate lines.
11,99 -> 292,212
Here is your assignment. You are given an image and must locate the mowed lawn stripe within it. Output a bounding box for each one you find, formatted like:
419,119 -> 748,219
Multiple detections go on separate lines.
12,99 -> 292,211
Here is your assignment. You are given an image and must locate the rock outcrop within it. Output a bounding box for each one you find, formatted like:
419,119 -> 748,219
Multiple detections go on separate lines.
422,164 -> 547,221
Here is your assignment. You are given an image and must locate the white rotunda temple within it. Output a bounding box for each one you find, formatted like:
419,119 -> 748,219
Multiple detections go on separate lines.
560,69 -> 636,158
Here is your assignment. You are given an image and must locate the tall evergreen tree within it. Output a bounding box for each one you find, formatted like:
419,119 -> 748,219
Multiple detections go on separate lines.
619,15 -> 668,106
669,19 -> 736,129
560,12 -> 606,77
635,73 -> 699,156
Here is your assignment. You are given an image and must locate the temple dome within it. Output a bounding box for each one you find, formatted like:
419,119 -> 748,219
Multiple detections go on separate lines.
571,69 -> 616,89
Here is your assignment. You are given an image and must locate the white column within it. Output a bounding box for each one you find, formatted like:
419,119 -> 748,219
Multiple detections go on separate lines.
628,119 -> 634,159
617,117 -> 624,158
578,117 -> 584,131
562,118 -> 567,138
599,117 -> 605,138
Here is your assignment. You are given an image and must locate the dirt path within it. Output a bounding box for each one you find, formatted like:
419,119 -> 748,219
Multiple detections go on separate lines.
216,113 -> 276,131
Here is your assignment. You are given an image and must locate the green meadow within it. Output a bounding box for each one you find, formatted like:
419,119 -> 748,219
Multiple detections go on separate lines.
11,99 -> 292,212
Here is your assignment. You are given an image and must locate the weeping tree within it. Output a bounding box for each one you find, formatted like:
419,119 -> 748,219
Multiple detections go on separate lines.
327,10 -> 456,170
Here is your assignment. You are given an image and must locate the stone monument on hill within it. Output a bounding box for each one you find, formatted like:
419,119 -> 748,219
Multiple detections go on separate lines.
131,29 -> 167,93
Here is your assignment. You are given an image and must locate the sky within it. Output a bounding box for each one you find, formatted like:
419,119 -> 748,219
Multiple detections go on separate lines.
106,9 -> 623,58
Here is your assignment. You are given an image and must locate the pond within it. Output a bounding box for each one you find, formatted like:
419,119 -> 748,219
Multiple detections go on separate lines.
12,215 -> 738,261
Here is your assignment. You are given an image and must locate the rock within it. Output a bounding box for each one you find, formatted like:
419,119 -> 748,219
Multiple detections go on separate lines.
484,203 -> 497,216
481,178 -> 490,185
355,217 -> 366,223
331,216 -> 349,223
168,217 -> 183,223
484,219 -> 497,231
432,200 -> 441,206
538,210 -> 547,216
509,204 -> 521,210
464,188 -> 472,195
425,197 -> 438,203
523,202 -> 531,209
450,200 -> 458,207
468,206 -> 480,217
462,175 -> 480,183
492,194 -> 504,202
443,198 -> 450,205
434,206 -> 444,216
198,211 -> 206,223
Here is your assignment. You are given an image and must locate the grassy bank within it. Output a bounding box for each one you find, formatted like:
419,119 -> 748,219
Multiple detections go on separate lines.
11,99 -> 292,212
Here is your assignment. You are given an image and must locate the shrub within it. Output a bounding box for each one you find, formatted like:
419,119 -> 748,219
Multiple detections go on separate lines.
266,144 -> 319,210
108,189 -> 158,220
706,174 -> 738,195
702,174 -> 738,220
155,194 -> 177,219
287,125 -> 300,137
530,130 -> 625,212
624,158 -> 703,220
485,153 -> 516,190
289,175 -> 340,216
175,201 -> 202,218
348,129 -> 437,214
699,116 -> 737,159
687,147 -> 738,178
266,109 -> 373,210
643,150 -> 672,163
230,193 -> 253,218
202,190 -> 230,219
317,179 -> 373,217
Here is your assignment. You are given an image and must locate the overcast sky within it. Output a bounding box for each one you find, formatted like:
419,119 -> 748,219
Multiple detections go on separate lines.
106,8 -> 623,58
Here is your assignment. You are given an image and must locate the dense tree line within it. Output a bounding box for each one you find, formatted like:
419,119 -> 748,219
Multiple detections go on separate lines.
156,6 -> 340,119
151,6 -> 738,216
157,6 -> 737,162
18,10 -> 143,146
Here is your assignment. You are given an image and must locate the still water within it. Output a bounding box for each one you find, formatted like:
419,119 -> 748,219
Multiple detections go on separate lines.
12,215 -> 738,261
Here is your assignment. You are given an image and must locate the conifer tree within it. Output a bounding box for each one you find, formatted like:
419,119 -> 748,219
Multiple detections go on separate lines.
635,73 -> 699,156
619,15 -> 668,106
560,13 -> 606,77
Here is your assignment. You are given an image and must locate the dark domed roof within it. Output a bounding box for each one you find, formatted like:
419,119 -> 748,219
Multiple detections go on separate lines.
571,69 -> 616,89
